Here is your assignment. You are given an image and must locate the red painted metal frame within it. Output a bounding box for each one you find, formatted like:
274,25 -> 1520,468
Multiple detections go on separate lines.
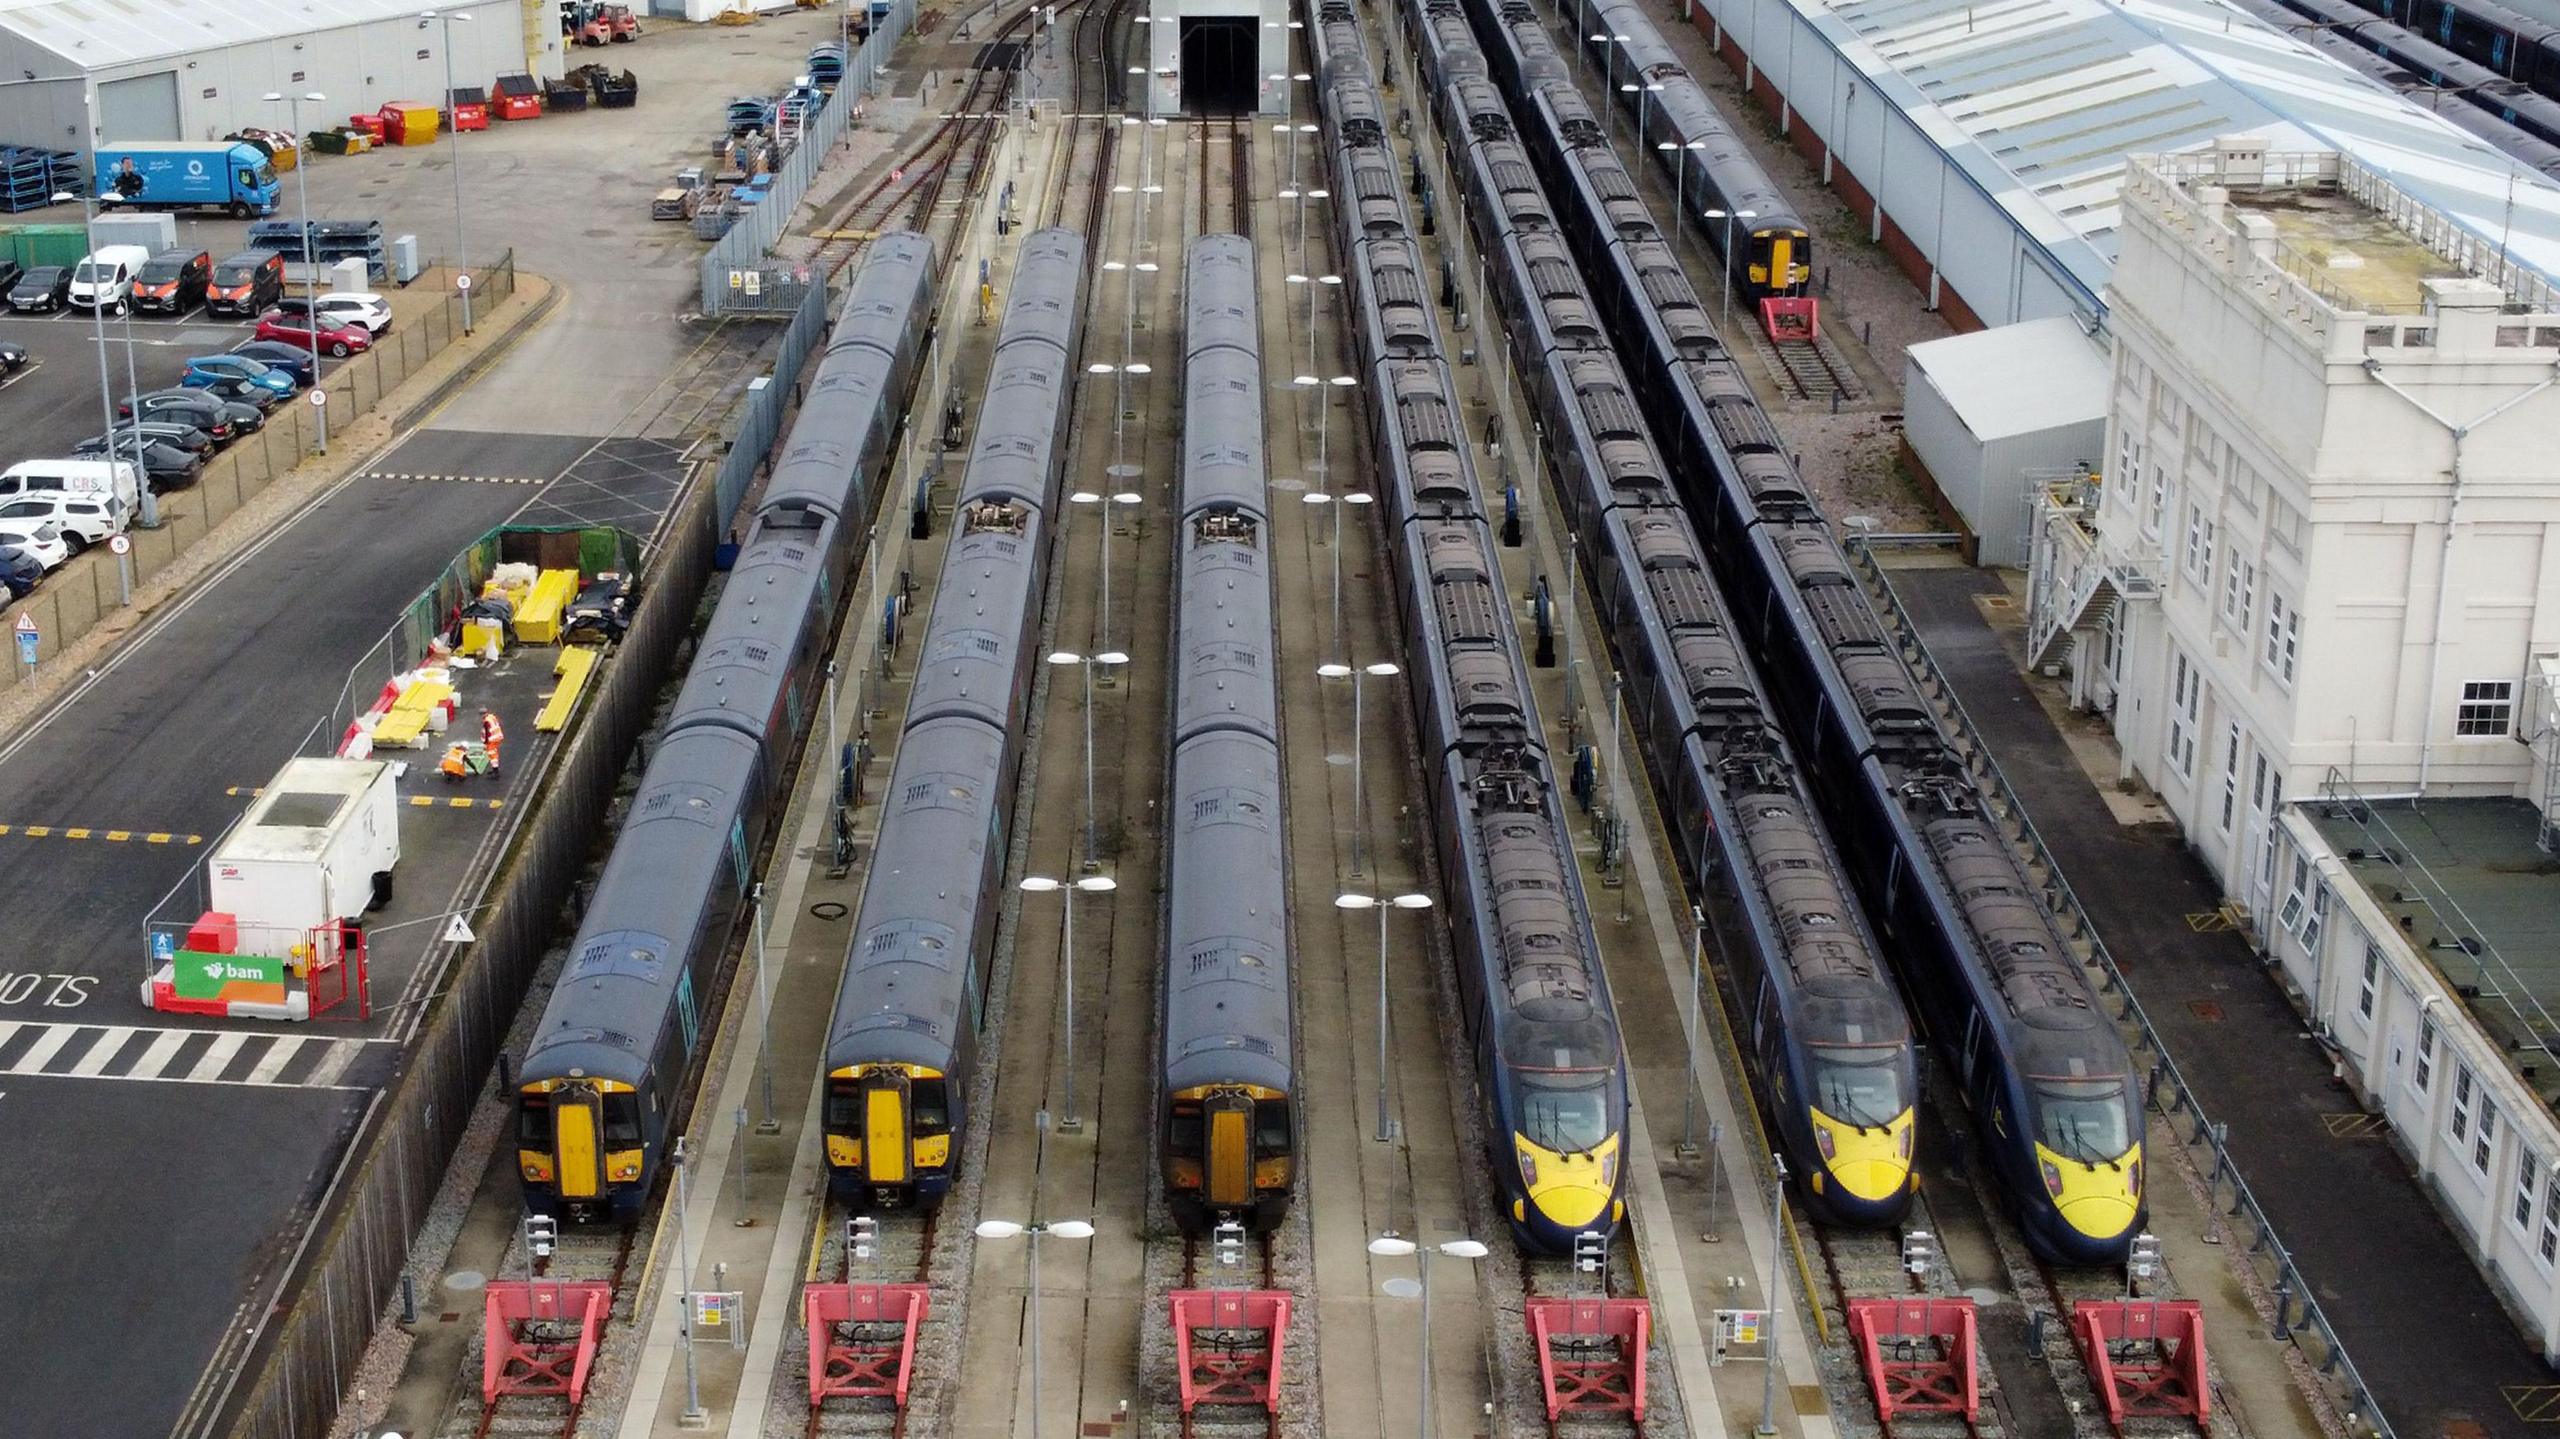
1762,296 -> 1820,342
481,1279 -> 611,1404
1847,1297 -> 1980,1422
2073,1299 -> 2210,1433
804,1282 -> 932,1407
1169,1289 -> 1293,1416
1524,1296 -> 1651,1425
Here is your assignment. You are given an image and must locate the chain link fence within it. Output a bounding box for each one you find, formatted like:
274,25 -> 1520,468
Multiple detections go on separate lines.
715,277 -> 834,526
1847,539 -> 2397,1439
698,0 -> 918,318
0,253 -> 520,696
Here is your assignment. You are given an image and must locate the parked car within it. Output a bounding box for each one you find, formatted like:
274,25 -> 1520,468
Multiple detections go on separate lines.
7,266 -> 69,313
255,309 -> 372,358
180,370 -> 284,409
130,248 -> 211,314
98,419 -> 214,456
72,434 -> 202,489
119,389 -> 259,440
0,344 -> 24,376
67,244 -> 151,313
0,544 -> 42,598
226,341 -> 317,387
205,250 -> 285,317
0,493 -> 125,552
183,353 -> 296,399
272,291 -> 392,335
0,259 -> 20,297
0,522 -> 73,572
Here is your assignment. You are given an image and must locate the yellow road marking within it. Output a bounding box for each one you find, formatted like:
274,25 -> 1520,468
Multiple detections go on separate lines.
2184,909 -> 2236,932
407,795 -> 505,810
2506,1385 -> 2560,1422
0,824 -> 200,844
63,828 -> 88,840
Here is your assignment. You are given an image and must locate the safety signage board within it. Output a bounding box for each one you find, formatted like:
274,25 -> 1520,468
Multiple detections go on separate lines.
170,949 -> 289,1004
109,533 -> 130,556
14,614 -> 35,667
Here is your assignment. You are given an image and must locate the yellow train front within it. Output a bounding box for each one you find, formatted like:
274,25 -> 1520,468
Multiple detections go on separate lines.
823,1060 -> 960,1206
517,1073 -> 653,1221
1162,1082 -> 1294,1233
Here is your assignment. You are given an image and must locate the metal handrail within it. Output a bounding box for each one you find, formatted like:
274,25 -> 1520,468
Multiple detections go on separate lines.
1845,537 -> 2398,1439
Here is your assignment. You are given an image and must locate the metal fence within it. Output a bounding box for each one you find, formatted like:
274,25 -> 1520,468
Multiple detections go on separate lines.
1845,540 -> 2396,1439
0,253 -> 519,697
698,0 -> 918,318
714,277 -> 833,527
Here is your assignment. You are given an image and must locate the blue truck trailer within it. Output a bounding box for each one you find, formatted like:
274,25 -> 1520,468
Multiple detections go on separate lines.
93,142 -> 282,217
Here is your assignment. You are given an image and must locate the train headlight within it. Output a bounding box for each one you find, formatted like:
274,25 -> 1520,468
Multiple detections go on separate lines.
1516,1143 -> 1540,1187
1813,1123 -> 1836,1160
1600,1149 -> 1619,1187
1897,1122 -> 1914,1160
2126,1158 -> 2141,1197
2040,1158 -> 2064,1198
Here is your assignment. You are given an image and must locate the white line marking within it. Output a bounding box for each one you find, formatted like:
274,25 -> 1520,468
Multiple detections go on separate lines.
242,1035 -> 304,1085
12,1024 -> 85,1071
183,1031 -> 248,1082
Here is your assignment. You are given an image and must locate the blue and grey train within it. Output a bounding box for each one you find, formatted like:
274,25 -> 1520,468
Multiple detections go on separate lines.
1459,0 -> 2145,1262
1160,234 -> 1297,1233
820,228 -> 1089,1209
1408,3 -> 1920,1225
515,234 -> 939,1220
1310,0 -> 1629,1255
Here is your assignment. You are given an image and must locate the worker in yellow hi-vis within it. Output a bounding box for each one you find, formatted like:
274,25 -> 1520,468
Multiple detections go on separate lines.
980,279 -> 994,324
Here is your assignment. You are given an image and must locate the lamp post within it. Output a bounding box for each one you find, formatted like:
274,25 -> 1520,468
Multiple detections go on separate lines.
976,1215 -> 1097,1439
1369,1233 -> 1489,1439
1047,648 -> 1130,865
422,8 -> 474,333
1627,80 -> 1663,150
1283,274 -> 1340,379
1299,483 -> 1371,649
262,90 -> 331,453
1318,661 -> 1401,876
1066,487 -> 1144,655
1019,876 -> 1116,1131
1336,893 -> 1431,1140
1701,208 -> 1759,334
1759,1153 -> 1790,1433
54,185 -> 155,530
1657,139 -> 1707,267
1592,33 -> 1630,107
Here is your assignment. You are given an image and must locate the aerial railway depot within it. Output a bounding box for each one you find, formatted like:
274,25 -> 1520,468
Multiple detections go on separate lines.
6,0 -> 2560,1434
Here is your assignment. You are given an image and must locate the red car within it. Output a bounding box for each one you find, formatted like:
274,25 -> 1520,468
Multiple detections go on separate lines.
254,309 -> 372,358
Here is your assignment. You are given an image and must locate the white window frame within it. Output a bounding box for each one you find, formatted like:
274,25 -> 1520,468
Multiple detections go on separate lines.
2519,1150 -> 2540,1234
2145,464 -> 2171,541
2222,554 -> 2254,633
2183,502 -> 2212,586
2477,1100 -> 2499,1176
2541,1172 -> 2560,1265
2415,1015 -> 2436,1093
2457,681 -> 2515,739
2303,878 -> 2329,954
2217,723 -> 2241,834
2280,854 -> 2310,934
2358,943 -> 2379,1020
2263,590 -> 2298,688
2167,650 -> 2200,778
2452,1063 -> 2475,1147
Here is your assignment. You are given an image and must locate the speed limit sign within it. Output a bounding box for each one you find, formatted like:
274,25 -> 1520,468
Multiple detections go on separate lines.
108,534 -> 130,556
311,388 -> 328,406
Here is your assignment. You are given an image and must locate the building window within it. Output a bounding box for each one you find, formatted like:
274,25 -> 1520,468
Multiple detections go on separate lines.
2415,1016 -> 2436,1093
2478,1101 -> 2499,1176
2304,878 -> 2328,954
2358,943 -> 2379,1020
2280,854 -> 2310,933
2167,650 -> 2201,777
2263,591 -> 2298,687
2520,1151 -> 2540,1232
2458,681 -> 2515,738
2183,503 -> 2214,586
2222,556 -> 2254,633
2218,724 -> 2241,834
2145,464 -> 2171,540
2452,1063 -> 2475,1146
2542,1174 -> 2560,1264
2115,432 -> 2145,518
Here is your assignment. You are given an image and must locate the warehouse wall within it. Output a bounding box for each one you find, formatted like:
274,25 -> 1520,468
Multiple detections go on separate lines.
0,30 -> 87,154
1686,0 -> 2109,331
74,4 -> 536,146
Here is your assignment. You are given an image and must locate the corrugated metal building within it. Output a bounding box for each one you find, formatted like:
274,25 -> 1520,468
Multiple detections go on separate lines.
1686,0 -> 2560,330
1902,316 -> 2108,565
0,0 -> 552,156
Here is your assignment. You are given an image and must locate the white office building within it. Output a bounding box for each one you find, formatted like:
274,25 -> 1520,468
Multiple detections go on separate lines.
2030,139 -> 2560,913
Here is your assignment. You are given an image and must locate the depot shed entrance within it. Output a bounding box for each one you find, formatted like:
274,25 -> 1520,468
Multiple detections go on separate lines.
1180,16 -> 1256,113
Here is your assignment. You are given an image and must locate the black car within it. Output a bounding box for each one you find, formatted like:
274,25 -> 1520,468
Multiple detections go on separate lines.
0,344 -> 24,375
100,419 -> 214,455
184,372 -> 283,410
7,266 -> 68,314
119,389 -> 260,441
74,433 -> 202,488
225,341 -> 317,387
0,544 -> 41,599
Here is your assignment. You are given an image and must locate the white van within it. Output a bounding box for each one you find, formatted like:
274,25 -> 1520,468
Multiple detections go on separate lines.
68,244 -> 151,313
0,458 -> 142,511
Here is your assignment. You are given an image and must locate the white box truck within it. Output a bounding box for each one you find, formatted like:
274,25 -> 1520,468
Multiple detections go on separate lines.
208,757 -> 401,958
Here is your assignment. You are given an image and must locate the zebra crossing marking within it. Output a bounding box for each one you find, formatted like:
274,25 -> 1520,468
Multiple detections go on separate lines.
0,1020 -> 368,1090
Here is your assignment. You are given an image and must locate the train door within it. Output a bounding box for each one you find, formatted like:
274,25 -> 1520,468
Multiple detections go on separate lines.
864,1073 -> 911,1186
1205,1091 -> 1254,1209
553,1087 -> 606,1200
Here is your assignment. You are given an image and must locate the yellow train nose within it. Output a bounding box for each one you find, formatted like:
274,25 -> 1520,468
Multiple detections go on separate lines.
1827,1157 -> 1909,1203
1533,1183 -> 1613,1230
2058,1193 -> 2139,1242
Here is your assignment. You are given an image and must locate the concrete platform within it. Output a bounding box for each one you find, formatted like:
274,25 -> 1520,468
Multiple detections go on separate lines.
1887,557 -> 2559,1439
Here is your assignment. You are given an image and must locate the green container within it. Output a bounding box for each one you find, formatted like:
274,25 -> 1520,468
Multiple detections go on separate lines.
11,224 -> 90,270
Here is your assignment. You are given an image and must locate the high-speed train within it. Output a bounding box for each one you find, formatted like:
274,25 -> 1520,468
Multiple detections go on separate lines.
820,228 -> 1087,1209
1310,0 -> 1629,1255
516,235 -> 938,1220
1406,0 -> 1920,1224
1160,234 -> 1296,1233
1460,0 -> 2146,1261
2269,0 -> 2560,148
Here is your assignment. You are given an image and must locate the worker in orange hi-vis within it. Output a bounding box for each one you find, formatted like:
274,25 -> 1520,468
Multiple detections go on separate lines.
480,709 -> 505,777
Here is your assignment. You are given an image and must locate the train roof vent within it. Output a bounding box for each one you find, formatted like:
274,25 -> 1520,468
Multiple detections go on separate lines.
1581,383 -> 1644,436
569,932 -> 663,981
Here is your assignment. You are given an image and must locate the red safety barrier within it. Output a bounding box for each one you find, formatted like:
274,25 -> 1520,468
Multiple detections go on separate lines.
2073,1299 -> 2209,1433
1762,296 -> 1820,342
804,1283 -> 931,1408
1524,1296 -> 1651,1426
1169,1289 -> 1293,1417
1847,1297 -> 1979,1422
482,1280 -> 610,1404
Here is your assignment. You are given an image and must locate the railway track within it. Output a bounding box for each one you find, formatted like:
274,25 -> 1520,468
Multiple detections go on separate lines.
1198,117 -> 1251,237
802,1204 -> 942,1439
1752,324 -> 1864,405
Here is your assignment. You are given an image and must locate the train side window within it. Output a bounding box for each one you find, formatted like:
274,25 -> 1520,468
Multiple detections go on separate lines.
516,1095 -> 550,1144
1255,1099 -> 1293,1156
913,1079 -> 952,1135
601,1094 -> 642,1145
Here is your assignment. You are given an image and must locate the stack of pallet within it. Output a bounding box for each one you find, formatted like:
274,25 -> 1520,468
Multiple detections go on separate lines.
0,147 -> 79,214
247,218 -> 389,280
